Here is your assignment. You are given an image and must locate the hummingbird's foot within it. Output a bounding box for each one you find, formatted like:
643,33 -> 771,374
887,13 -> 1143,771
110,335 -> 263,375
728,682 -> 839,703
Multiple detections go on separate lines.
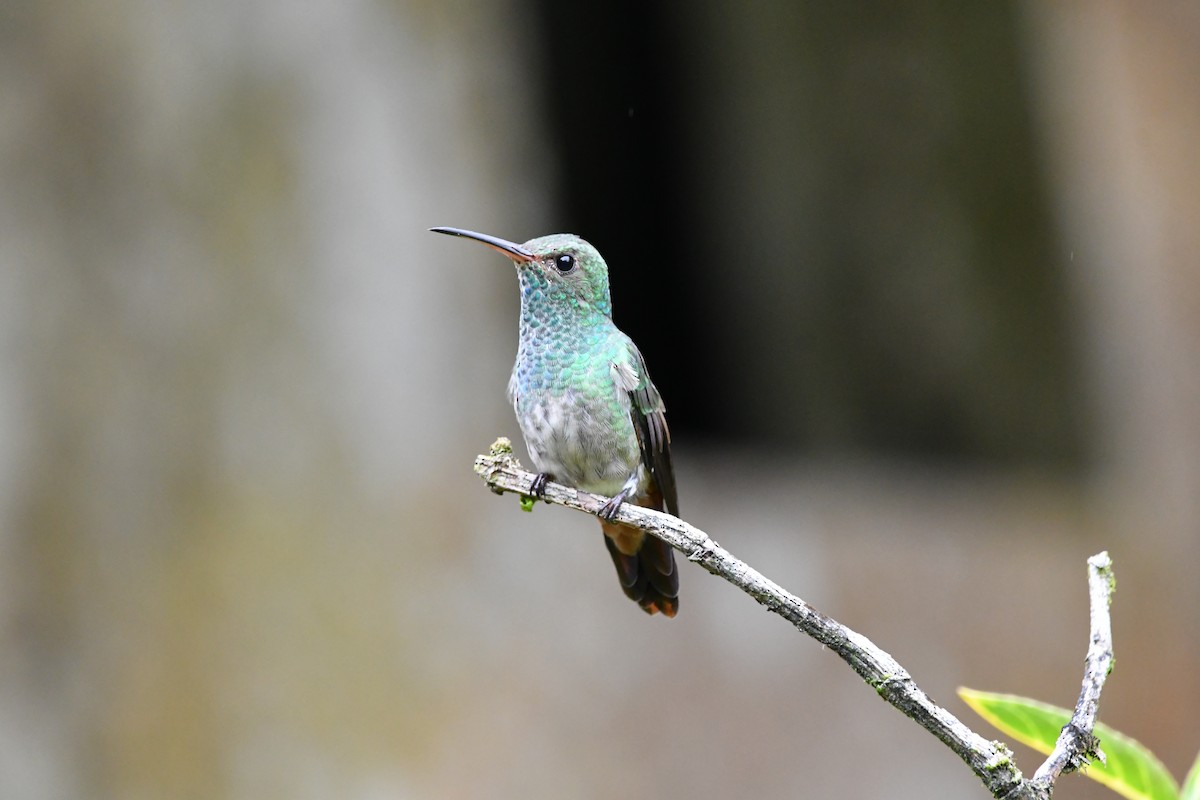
597,488 -> 634,522
529,472 -> 553,498
599,471 -> 642,521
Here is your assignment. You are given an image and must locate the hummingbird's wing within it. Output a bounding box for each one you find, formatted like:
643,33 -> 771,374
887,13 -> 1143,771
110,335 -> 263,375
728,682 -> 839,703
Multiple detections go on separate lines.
607,340 -> 680,617
614,342 -> 679,518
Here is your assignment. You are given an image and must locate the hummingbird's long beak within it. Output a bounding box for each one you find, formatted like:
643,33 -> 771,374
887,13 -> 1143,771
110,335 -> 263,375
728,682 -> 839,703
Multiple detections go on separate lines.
429,227 -> 535,263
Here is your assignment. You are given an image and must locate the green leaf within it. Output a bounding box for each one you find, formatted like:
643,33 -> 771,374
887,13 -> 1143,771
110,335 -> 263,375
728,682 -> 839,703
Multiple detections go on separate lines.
1181,750 -> 1200,800
519,494 -> 536,512
958,688 -> 1180,800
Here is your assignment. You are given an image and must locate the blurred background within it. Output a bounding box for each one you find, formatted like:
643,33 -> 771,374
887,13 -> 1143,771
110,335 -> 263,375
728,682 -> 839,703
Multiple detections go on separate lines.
2,1 -> 1197,797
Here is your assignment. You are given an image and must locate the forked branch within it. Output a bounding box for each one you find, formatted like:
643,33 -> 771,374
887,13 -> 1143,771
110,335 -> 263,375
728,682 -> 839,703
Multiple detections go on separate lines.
1029,551 -> 1115,790
474,439 -> 1115,799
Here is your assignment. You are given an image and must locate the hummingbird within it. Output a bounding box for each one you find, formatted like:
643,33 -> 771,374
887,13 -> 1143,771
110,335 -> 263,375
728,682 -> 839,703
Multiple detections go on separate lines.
430,226 -> 680,617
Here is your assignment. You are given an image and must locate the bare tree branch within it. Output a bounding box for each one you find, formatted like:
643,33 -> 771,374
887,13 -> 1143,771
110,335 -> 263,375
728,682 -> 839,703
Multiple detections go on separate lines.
474,439 -> 1115,799
1029,551 -> 1115,788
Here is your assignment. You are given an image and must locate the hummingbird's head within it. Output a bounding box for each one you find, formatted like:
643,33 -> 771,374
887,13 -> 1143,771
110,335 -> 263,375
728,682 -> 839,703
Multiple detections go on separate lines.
429,227 -> 613,318
518,233 -> 612,317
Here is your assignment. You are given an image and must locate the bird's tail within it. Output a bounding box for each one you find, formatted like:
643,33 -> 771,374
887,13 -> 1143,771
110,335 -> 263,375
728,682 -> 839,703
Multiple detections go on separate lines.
600,518 -> 679,617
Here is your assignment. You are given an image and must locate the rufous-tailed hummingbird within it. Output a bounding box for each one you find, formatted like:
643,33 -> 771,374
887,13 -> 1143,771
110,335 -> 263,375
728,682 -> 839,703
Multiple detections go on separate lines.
430,227 -> 679,617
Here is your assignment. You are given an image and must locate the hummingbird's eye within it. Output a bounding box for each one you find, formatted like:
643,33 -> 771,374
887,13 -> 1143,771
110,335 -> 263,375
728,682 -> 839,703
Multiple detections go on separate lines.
553,254 -> 576,274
